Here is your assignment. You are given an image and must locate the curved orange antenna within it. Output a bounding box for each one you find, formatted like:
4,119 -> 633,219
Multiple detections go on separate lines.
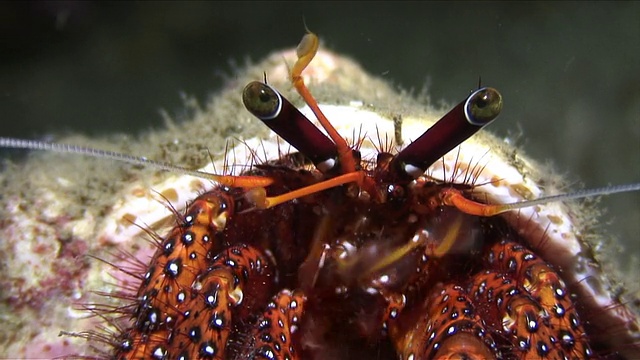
247,171 -> 364,209
290,31 -> 357,175
430,213 -> 464,257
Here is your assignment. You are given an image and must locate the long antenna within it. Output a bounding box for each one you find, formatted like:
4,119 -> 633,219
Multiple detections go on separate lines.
499,183 -> 640,211
0,137 -> 272,188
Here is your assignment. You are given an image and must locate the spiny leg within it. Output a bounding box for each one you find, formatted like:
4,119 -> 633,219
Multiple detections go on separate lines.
238,289 -> 306,360
114,189 -> 276,358
481,240 -> 593,358
166,244 -> 275,360
390,284 -> 499,360
114,189 -> 236,358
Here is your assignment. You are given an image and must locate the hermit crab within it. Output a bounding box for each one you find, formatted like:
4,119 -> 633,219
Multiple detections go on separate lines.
0,31 -> 638,359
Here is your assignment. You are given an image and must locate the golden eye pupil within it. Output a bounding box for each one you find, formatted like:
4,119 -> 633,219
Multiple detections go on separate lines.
259,89 -> 271,103
475,96 -> 488,108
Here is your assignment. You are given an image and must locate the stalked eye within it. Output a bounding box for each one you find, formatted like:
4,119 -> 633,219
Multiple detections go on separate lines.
391,86 -> 503,180
242,80 -> 338,170
464,87 -> 502,126
242,81 -> 282,120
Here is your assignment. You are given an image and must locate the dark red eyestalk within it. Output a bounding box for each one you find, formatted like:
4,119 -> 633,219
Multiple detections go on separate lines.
392,87 -> 503,179
243,81 -> 338,172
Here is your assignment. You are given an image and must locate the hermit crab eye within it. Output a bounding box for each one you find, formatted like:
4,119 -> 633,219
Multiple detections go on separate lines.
242,80 -> 338,170
242,81 -> 282,120
464,87 -> 503,126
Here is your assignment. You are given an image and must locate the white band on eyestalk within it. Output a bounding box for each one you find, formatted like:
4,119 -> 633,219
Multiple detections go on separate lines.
403,163 -> 424,178
261,84 -> 283,120
463,88 -> 486,126
316,158 -> 336,173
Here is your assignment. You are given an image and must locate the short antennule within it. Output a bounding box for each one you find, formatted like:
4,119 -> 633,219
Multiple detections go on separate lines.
290,30 -> 359,175
0,136 -> 273,188
442,182 -> 640,217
